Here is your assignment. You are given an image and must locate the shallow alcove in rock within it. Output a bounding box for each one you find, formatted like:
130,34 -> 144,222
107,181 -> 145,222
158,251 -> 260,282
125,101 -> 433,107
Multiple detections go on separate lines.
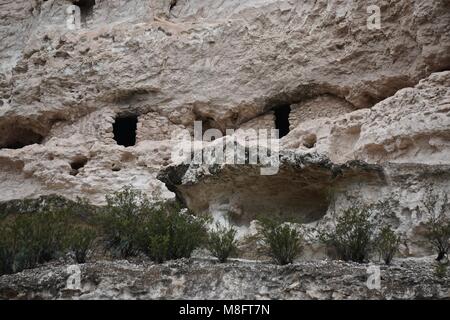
113,116 -> 138,147
162,168 -> 333,225
158,152 -> 387,226
0,126 -> 44,149
274,105 -> 291,138
69,156 -> 88,176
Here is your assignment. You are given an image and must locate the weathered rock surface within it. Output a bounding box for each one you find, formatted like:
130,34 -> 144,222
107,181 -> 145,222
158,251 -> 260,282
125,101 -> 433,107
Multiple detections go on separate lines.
283,71 -> 450,164
159,152 -> 386,226
0,0 -> 450,274
159,148 -> 450,257
0,0 -> 449,205
0,258 -> 448,300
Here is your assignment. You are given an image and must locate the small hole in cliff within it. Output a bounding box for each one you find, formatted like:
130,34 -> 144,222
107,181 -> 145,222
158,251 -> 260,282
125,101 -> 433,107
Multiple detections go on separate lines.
113,116 -> 137,147
112,163 -> 121,172
70,156 -> 88,176
0,127 -> 44,149
274,105 -> 291,138
74,0 -> 95,25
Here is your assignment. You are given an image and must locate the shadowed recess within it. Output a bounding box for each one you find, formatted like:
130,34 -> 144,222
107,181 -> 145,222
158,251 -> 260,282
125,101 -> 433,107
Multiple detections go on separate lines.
113,116 -> 138,147
274,105 -> 291,138
74,0 -> 96,24
0,126 -> 44,149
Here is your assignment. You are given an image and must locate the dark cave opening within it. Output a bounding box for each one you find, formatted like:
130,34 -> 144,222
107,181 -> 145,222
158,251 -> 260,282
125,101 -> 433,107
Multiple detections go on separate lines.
274,105 -> 291,138
74,0 -> 95,24
113,116 -> 138,147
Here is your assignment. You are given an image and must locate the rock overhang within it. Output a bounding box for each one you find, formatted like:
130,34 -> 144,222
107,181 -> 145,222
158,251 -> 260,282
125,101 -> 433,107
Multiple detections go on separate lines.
158,151 -> 386,224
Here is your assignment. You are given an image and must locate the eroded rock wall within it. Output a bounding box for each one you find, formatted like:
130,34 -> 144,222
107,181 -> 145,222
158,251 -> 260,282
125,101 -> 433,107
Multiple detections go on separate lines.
0,0 -> 449,259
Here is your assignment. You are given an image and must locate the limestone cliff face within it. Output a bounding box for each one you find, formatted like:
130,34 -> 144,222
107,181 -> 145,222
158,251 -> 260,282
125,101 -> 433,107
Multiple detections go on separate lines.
0,0 -> 450,259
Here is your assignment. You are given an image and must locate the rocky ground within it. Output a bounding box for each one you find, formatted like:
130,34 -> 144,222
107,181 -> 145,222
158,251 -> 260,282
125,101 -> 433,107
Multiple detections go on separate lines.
0,257 -> 448,300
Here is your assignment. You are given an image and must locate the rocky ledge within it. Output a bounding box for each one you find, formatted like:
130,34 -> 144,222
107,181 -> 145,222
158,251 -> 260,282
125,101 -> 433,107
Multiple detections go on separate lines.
0,258 -> 448,300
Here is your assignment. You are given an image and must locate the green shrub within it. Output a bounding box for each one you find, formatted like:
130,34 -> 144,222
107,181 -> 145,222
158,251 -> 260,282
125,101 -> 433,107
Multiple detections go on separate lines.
0,196 -> 98,275
421,190 -> 450,261
375,225 -> 401,265
434,263 -> 448,279
0,210 -> 70,275
257,218 -> 302,265
0,224 -> 15,275
143,203 -> 208,263
207,224 -> 237,263
96,186 -> 149,258
66,226 -> 97,263
425,216 -> 450,261
97,186 -> 207,262
319,206 -> 374,263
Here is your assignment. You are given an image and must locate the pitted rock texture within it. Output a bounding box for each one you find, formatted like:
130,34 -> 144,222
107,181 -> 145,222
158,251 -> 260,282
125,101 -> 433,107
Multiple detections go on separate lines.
0,258 -> 448,300
283,71 -> 450,164
0,0 -> 450,264
0,0 -> 450,205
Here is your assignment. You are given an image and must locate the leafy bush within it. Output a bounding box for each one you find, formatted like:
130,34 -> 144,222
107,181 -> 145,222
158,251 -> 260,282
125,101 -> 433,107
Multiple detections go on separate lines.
143,203 -> 207,263
66,226 -> 97,263
0,224 -> 15,275
375,225 -> 401,265
425,218 -> 450,262
257,218 -> 302,265
0,196 -> 98,275
421,190 -> 450,261
207,224 -> 237,263
319,206 -> 374,263
0,210 -> 70,275
434,263 -> 448,279
97,186 -> 207,262
96,186 -> 149,258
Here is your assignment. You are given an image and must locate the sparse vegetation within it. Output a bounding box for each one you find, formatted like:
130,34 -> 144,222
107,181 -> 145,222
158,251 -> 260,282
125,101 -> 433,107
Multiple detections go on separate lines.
1,186 -> 448,277
0,196 -> 98,275
207,224 -> 238,263
434,263 -> 448,279
318,205 -> 374,263
425,218 -> 450,262
375,225 -> 401,265
0,187 -> 209,275
421,189 -> 450,262
97,186 -> 207,262
143,203 -> 207,263
0,210 -> 70,275
0,224 -> 16,275
96,186 -> 148,258
257,218 -> 302,265
67,226 -> 97,263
